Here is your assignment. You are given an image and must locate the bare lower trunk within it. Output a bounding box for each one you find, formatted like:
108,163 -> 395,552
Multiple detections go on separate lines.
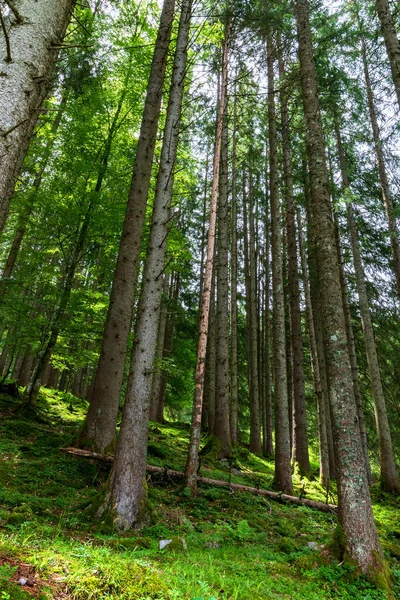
149,277 -> 169,421
103,0 -> 192,528
297,209 -> 329,488
305,196 -> 336,480
229,95 -> 238,445
203,271 -> 216,433
375,0 -> 400,110
0,0 -> 74,231
295,0 -> 385,578
332,207 -> 372,485
264,162 -> 273,458
267,30 -> 292,493
248,174 -> 262,455
214,98 -> 231,458
185,13 -> 231,492
279,43 -> 310,477
81,0 -> 176,454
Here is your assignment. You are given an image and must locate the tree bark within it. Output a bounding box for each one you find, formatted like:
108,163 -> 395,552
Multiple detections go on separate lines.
214,94 -> 231,458
295,0 -> 386,577
267,30 -> 292,493
0,0 -> 75,232
203,270 -> 216,433
297,209 -> 330,488
81,0 -> 176,454
229,93 -> 238,445
149,277 -> 169,422
102,0 -> 192,529
185,13 -> 231,492
279,43 -> 310,477
375,0 -> 400,110
335,123 -> 398,493
248,174 -> 262,455
332,210 -> 372,486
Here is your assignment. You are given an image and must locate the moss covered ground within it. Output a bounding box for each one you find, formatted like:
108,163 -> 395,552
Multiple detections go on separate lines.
0,389 -> 399,599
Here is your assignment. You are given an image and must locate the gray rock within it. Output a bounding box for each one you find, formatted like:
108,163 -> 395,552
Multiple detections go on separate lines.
205,541 -> 220,549
231,468 -> 241,476
159,537 -> 187,551
17,578 -> 27,586
307,542 -> 317,549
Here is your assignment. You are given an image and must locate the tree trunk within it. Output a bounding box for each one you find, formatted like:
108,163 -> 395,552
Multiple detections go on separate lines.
279,43 -> 310,477
375,0 -> 400,110
229,93 -> 238,445
248,174 -> 262,455
297,209 -> 330,488
18,353 -> 34,387
305,198 -> 336,480
214,94 -> 231,458
102,0 -> 192,529
203,269 -> 216,433
267,30 -> 292,493
263,160 -> 273,458
0,0 -> 74,232
295,0 -> 386,578
332,210 -> 372,486
149,277 -> 169,422
335,123 -> 398,493
81,0 -> 176,454
185,13 -> 231,492
360,29 -> 400,299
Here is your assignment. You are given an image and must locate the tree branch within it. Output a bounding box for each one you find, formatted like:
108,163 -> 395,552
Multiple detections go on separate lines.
60,447 -> 338,514
0,6 -> 12,62
3,0 -> 23,24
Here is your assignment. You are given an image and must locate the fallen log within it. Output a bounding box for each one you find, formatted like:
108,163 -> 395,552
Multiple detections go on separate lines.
60,447 -> 337,514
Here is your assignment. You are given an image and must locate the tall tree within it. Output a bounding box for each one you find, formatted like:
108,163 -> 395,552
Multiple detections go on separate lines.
0,0 -> 75,231
267,29 -> 292,493
297,208 -> 330,488
185,10 -> 231,492
79,0 -> 176,454
295,0 -> 386,578
101,0 -> 192,528
214,95 -> 232,458
278,41 -> 310,477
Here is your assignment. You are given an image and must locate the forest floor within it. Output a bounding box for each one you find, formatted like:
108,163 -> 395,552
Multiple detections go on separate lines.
0,390 -> 399,599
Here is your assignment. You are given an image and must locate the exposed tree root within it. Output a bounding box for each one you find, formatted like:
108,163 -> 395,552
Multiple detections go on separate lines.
61,447 -> 337,514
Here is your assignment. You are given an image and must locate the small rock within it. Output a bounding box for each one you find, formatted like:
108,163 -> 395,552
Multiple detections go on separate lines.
17,578 -> 27,586
205,541 -> 220,549
159,537 -> 187,551
307,542 -> 317,549
231,468 -> 241,476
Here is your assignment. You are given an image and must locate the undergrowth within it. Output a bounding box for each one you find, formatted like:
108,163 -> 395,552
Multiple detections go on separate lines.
0,389 -> 398,599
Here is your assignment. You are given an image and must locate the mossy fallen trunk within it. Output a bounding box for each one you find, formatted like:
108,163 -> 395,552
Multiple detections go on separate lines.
60,447 -> 337,514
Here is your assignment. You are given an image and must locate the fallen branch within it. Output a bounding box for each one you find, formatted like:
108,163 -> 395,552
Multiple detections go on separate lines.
0,7 -> 11,62
61,447 -> 337,514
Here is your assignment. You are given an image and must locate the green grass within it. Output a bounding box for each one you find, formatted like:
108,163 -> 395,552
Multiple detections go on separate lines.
0,389 -> 399,599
